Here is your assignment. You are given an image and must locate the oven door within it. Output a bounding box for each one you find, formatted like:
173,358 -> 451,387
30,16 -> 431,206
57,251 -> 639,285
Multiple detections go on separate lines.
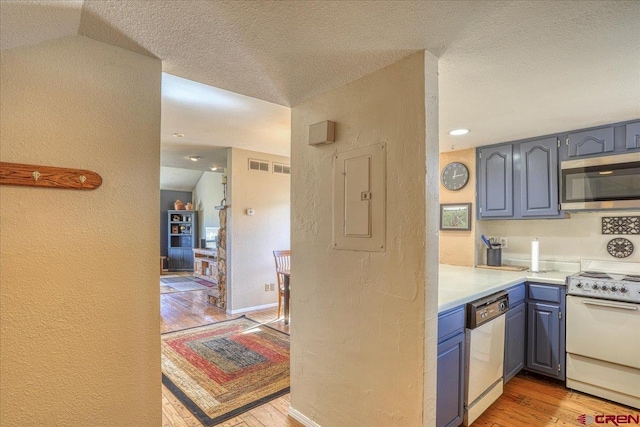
566,295 -> 640,369
561,152 -> 640,211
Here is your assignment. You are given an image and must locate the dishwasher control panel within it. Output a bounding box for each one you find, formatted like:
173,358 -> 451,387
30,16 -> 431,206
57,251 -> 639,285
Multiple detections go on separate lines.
466,291 -> 509,329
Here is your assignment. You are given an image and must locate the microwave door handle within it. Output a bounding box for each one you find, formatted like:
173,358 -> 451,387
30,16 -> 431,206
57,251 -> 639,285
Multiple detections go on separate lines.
583,300 -> 638,311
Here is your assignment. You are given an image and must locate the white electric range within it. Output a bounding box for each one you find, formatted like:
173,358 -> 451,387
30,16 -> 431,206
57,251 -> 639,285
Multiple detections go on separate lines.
566,260 -> 640,409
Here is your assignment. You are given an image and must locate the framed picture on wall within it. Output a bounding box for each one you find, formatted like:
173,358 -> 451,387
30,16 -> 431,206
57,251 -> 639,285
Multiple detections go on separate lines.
440,203 -> 471,231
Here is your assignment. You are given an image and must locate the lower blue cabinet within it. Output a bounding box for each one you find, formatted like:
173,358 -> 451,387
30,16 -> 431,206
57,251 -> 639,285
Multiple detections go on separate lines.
437,332 -> 464,427
437,306 -> 465,427
504,302 -> 526,383
526,301 -> 562,379
525,283 -> 566,381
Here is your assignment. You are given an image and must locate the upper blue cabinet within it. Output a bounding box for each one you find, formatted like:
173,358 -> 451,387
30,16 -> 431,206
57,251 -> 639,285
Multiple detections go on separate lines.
478,145 -> 514,218
626,122 -> 640,150
520,138 -> 559,217
560,120 -> 640,160
567,127 -> 614,157
478,138 -> 560,219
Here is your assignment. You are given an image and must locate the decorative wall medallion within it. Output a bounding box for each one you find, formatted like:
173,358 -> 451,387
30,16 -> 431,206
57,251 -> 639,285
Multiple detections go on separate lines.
607,238 -> 634,258
602,216 -> 640,235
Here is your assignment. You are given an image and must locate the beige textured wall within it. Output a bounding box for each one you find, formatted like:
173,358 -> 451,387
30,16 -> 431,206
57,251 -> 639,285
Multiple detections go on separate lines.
192,171 -> 225,242
227,148 -> 291,312
290,52 -> 439,427
479,211 -> 640,264
439,148 -> 476,266
0,36 -> 162,426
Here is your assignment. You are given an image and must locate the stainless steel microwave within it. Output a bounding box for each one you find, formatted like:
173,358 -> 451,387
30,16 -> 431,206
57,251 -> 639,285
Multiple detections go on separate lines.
561,152 -> 640,211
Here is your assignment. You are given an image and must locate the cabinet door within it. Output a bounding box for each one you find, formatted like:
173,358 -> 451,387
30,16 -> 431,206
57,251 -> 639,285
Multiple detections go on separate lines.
167,248 -> 184,270
437,332 -> 465,427
526,301 -> 561,379
478,145 -> 513,218
168,248 -> 193,271
520,138 -> 559,217
504,302 -> 526,383
567,127 -> 614,157
626,122 -> 640,150
182,250 -> 194,270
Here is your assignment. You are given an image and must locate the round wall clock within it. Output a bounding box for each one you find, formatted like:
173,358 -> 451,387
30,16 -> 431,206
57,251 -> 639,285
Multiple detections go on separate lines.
441,162 -> 469,191
607,238 -> 634,258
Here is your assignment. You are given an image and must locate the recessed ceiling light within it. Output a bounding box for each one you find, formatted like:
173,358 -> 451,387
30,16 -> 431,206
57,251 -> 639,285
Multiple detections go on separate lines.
189,156 -> 201,162
172,133 -> 185,138
210,167 -> 218,171
449,129 -> 469,136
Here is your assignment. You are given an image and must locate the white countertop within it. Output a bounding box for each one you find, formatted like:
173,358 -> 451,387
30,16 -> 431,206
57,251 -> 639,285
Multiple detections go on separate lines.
438,264 -> 578,313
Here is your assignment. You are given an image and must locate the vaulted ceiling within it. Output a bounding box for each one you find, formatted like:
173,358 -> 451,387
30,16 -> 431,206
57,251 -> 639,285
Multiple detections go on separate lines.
2,0 -> 639,158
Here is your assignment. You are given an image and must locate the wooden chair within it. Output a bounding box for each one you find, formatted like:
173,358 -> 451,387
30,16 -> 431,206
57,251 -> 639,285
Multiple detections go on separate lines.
273,250 -> 290,318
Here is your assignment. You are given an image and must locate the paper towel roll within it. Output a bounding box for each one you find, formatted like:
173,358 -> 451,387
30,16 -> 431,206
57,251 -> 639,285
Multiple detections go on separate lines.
531,238 -> 540,272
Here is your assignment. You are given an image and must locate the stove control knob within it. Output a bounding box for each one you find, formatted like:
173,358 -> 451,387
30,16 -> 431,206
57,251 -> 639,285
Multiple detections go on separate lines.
601,284 -> 609,291
620,286 -> 628,293
610,285 -> 618,292
592,283 -> 600,290
575,282 -> 583,288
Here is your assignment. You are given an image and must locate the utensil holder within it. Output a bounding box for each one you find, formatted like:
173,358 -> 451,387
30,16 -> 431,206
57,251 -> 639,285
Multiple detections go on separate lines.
487,248 -> 502,266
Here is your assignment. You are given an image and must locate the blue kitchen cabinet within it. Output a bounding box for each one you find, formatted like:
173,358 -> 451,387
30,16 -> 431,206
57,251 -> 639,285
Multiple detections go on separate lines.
566,127 -> 614,158
519,137 -> 559,217
626,121 -> 640,150
504,284 -> 526,384
437,306 -> 465,427
525,283 -> 566,381
478,144 -> 513,218
478,138 -> 561,219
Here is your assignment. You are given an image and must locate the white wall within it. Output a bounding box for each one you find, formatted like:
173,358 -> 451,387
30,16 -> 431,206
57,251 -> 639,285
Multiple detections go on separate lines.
290,51 -> 439,427
192,171 -> 225,243
0,36 -> 161,426
227,148 -> 291,312
478,211 -> 640,264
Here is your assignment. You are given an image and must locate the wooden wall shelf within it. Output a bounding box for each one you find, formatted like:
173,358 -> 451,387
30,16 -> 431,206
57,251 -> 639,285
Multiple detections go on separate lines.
0,162 -> 102,190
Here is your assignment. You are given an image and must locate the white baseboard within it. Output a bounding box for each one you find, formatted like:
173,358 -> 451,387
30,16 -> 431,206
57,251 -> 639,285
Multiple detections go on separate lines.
226,302 -> 278,315
288,406 -> 322,427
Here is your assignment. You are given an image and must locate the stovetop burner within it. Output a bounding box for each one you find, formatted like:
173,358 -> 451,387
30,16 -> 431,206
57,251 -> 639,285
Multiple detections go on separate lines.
579,271 -> 612,279
569,263 -> 640,303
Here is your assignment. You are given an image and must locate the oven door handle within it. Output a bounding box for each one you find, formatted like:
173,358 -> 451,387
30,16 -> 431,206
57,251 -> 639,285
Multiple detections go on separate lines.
582,300 -> 638,311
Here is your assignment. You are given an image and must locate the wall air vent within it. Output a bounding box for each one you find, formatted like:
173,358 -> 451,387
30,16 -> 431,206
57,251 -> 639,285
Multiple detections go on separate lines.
273,163 -> 291,175
249,159 -> 270,172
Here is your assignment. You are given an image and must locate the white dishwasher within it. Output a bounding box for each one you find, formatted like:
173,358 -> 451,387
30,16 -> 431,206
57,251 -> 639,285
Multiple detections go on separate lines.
464,291 -> 509,426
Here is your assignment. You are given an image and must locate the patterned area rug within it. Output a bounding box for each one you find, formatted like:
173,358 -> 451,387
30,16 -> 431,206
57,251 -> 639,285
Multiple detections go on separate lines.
161,317 -> 290,426
160,275 -> 216,294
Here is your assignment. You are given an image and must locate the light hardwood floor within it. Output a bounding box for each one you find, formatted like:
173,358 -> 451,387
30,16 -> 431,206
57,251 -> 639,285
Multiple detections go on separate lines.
160,289 -> 639,427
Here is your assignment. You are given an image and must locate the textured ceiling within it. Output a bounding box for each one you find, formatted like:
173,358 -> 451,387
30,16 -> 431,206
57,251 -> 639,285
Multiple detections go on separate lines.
78,1 -> 640,151
159,167 -> 205,191
0,1 -> 82,50
3,1 -> 640,154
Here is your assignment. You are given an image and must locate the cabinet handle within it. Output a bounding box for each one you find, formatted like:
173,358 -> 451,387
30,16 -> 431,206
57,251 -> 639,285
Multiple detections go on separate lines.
582,300 -> 638,311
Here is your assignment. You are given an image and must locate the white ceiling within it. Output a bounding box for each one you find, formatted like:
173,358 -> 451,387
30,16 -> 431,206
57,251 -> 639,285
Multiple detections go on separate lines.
161,73 -> 290,170
2,1 -> 639,156
0,1 -> 82,50
159,167 -> 204,192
